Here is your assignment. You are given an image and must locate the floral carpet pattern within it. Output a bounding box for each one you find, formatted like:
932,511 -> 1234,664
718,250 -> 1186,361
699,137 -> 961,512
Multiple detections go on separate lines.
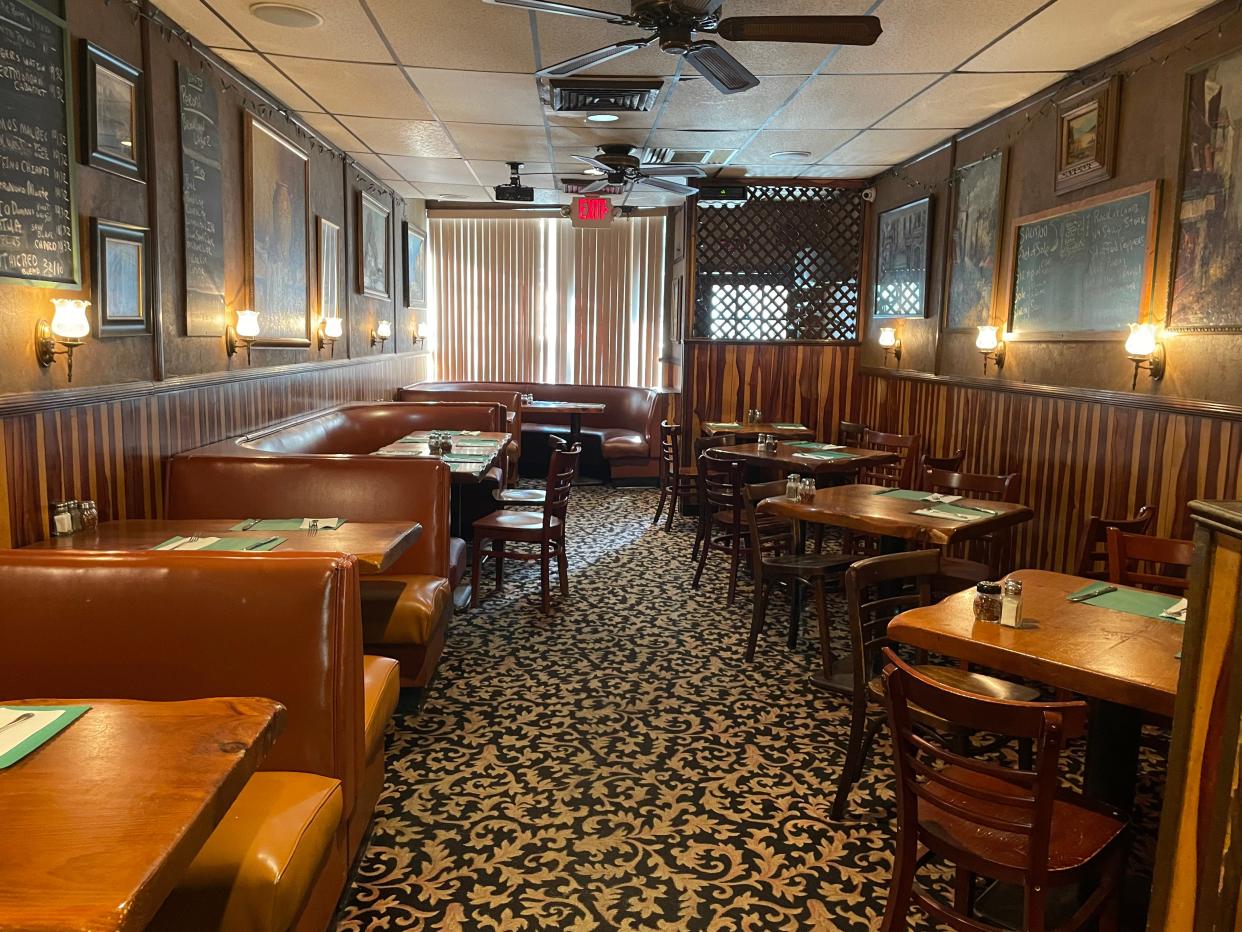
337,486 -> 1163,931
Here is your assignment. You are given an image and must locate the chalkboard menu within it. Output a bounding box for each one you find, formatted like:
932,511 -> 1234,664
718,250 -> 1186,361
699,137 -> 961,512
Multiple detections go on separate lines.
1009,182 -> 1158,337
0,0 -> 77,286
178,63 -> 226,336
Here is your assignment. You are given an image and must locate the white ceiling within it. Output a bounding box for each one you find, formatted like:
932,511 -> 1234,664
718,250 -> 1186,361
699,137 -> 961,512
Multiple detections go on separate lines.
156,0 -> 1218,206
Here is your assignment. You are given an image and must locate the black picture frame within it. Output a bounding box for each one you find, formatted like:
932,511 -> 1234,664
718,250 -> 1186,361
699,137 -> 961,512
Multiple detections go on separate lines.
873,196 -> 932,319
81,41 -> 144,183
91,218 -> 150,335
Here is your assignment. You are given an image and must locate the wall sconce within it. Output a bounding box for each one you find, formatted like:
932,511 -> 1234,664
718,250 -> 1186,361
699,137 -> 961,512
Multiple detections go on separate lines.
35,298 -> 91,383
976,325 -> 1006,374
1125,322 -> 1166,390
370,318 -> 392,349
225,309 -> 261,365
414,321 -> 430,349
877,326 -> 902,367
318,315 -> 343,355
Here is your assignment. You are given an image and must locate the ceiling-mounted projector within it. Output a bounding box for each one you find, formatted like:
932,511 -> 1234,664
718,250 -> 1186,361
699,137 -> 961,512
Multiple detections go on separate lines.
495,161 -> 535,202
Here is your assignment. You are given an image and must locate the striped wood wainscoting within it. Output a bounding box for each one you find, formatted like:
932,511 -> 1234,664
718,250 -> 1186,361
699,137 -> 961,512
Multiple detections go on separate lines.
861,371 -> 1242,573
0,354 -> 429,548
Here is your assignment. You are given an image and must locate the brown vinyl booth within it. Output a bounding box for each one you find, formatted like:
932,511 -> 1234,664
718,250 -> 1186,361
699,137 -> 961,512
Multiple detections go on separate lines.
396,387 -> 523,481
166,454 -> 455,689
0,550 -> 390,932
405,381 -> 662,479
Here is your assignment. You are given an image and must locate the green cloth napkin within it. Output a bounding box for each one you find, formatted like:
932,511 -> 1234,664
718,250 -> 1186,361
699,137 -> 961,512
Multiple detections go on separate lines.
875,488 -> 934,501
442,453 -> 491,463
229,518 -> 345,531
1066,584 -> 1184,621
793,451 -> 855,461
788,441 -> 843,450
770,422 -> 807,430
153,536 -> 286,552
0,705 -> 91,769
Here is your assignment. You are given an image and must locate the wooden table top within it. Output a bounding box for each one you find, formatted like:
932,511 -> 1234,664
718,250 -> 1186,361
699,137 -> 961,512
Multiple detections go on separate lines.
373,431 -> 510,482
23,519 -> 423,575
523,400 -> 606,415
0,697 -> 284,931
728,442 -> 899,474
702,421 -> 815,439
757,483 -> 1033,545
888,569 -> 1183,717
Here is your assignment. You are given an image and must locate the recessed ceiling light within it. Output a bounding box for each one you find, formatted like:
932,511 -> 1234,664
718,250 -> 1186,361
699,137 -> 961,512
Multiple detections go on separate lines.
249,2 -> 323,28
586,114 -> 620,123
582,168 -> 605,176
769,150 -> 812,162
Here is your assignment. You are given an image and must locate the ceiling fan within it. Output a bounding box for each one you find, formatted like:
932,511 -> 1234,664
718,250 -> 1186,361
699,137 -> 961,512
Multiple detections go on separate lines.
482,0 -> 882,95
571,145 -> 707,196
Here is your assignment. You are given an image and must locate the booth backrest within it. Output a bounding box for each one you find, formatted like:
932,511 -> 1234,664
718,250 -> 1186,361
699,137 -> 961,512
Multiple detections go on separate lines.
395,388 -> 523,443
0,550 -> 364,820
230,402 -> 504,455
166,455 -> 452,578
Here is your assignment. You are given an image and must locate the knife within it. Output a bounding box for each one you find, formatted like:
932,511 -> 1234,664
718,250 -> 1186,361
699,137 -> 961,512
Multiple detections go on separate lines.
244,536 -> 280,551
0,711 -> 35,735
1069,585 -> 1117,603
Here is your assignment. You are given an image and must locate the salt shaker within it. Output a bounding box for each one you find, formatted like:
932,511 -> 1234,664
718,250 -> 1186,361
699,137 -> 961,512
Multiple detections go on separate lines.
50,502 -> 75,537
1000,578 -> 1024,628
786,474 -> 800,501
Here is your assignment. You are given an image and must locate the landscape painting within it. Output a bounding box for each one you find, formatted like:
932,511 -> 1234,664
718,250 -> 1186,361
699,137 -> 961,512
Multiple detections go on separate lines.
874,197 -> 931,319
404,222 -> 425,308
360,191 -> 390,299
946,153 -> 1005,330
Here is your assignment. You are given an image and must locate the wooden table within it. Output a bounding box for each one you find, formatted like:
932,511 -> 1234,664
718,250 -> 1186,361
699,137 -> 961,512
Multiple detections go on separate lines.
523,400 -> 605,449
728,442 -> 898,477
702,420 -> 815,440
889,569 -> 1183,808
374,431 -> 511,484
24,519 -> 423,575
0,697 -> 284,931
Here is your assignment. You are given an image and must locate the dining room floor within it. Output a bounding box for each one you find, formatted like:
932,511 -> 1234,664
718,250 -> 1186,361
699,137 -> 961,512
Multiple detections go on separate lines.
335,485 -> 1164,931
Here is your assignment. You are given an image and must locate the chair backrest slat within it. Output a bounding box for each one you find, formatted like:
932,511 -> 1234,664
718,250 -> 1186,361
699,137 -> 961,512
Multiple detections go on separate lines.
923,467 -> 1020,503
1107,527 -> 1194,594
860,429 -> 922,488
838,420 -> 867,448
1074,506 -> 1156,579
845,551 -> 939,685
543,445 -> 580,530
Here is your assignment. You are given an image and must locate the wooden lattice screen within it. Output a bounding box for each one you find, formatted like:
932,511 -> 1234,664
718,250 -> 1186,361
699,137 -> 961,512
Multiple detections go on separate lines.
690,184 -> 866,343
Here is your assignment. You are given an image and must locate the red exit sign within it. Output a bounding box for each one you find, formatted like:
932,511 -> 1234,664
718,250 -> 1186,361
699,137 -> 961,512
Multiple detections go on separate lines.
572,196 -> 613,228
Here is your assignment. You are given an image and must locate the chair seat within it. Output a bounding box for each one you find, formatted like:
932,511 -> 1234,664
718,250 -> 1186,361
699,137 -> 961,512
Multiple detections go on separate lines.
868,665 -> 1040,733
361,574 -> 453,645
920,766 -> 1126,873
762,553 -> 855,575
475,511 -> 560,540
149,772 -> 343,932
494,488 -> 547,505
362,655 -> 400,765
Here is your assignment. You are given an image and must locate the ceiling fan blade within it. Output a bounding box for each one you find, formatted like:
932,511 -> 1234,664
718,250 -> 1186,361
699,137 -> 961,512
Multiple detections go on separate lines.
639,176 -> 699,196
716,16 -> 882,46
579,178 -> 613,193
640,163 -> 708,178
684,41 -> 759,95
537,37 -> 654,78
482,0 -> 634,24
571,155 -> 616,174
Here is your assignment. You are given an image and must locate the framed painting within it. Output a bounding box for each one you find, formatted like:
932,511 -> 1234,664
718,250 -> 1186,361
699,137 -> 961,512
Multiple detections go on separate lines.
403,221 -> 425,308
317,217 -> 339,319
90,218 -> 149,335
359,190 -> 391,299
1171,50 -> 1242,331
873,197 -> 931,319
81,42 -> 144,182
243,113 -> 311,346
945,152 -> 1006,331
1054,76 -> 1120,195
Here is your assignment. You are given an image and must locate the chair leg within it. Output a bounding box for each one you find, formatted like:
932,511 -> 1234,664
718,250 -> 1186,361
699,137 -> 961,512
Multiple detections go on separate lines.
953,869 -> 976,917
653,482 -> 668,526
813,577 -> 833,677
786,579 -> 800,650
881,820 -> 918,932
556,540 -> 569,596
692,526 -> 711,590
831,700 -> 871,821
470,538 -> 484,608
745,581 -> 770,662
665,487 -> 678,532
726,529 -> 741,606
494,548 -> 505,593
540,543 -> 551,614
1023,883 -> 1047,932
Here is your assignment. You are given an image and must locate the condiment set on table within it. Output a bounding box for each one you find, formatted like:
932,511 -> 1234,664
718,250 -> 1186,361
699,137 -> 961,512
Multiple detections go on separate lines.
757,433 -> 778,453
49,500 -> 99,537
974,579 -> 1024,627
785,474 -> 817,504
745,408 -> 764,425
426,431 -> 454,455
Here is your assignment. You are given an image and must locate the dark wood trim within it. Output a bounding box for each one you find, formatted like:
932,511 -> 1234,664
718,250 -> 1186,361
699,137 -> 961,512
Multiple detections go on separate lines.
860,364 -> 1242,422
0,352 -> 418,418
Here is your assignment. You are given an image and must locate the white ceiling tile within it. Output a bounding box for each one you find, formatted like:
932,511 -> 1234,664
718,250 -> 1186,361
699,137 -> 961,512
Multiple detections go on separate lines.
158,0 -> 244,47
370,0 -> 536,71
819,129 -> 950,165
965,0 -> 1219,72
549,124 -> 652,150
212,49 -> 322,112
296,111 -> 364,150
829,0 -> 1050,74
388,180 -> 425,199
469,161 -> 563,188
659,76 -> 806,131
736,129 -> 857,164
347,150 -> 403,181
877,72 -> 1061,129
420,183 -> 495,203
405,68 -> 545,125
645,129 -> 756,152
340,117 -> 461,158
800,164 -> 889,179
198,0 -> 390,61
446,123 -> 551,161
624,191 -> 684,206
381,156 -> 479,185
769,73 -> 939,130
713,164 -> 815,179
272,58 -> 434,120
537,17 -> 678,78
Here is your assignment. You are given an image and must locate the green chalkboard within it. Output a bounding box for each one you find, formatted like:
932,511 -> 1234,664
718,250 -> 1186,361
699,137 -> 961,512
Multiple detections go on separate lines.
1008,182 -> 1159,338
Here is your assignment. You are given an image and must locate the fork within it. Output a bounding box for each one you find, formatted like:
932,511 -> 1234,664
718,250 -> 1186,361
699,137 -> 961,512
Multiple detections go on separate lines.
308,519 -> 320,537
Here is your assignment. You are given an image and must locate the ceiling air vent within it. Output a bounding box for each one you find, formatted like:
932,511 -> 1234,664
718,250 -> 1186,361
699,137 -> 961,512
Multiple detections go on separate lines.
561,179 -> 627,195
546,78 -> 663,113
644,147 -> 736,165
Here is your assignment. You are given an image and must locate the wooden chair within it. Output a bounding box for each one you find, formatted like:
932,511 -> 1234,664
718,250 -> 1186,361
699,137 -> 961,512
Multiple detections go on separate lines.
653,421 -> 696,531
742,481 -> 854,673
691,434 -> 736,561
471,444 -> 580,614
831,550 -> 1039,822
924,467 -> 1022,580
1073,506 -> 1156,579
918,449 -> 966,487
1107,528 -> 1195,594
838,420 -> 867,448
880,648 -> 1127,932
859,429 -> 922,488
692,451 -> 782,605
493,436 -> 571,507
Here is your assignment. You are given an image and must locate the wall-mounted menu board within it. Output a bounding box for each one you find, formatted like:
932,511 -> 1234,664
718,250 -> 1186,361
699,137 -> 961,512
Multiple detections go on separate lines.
178,63 -> 226,336
1007,181 -> 1159,339
0,0 -> 78,286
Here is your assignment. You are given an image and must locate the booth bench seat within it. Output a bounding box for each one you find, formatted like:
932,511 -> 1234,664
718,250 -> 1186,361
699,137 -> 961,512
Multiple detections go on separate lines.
402,381 -> 663,479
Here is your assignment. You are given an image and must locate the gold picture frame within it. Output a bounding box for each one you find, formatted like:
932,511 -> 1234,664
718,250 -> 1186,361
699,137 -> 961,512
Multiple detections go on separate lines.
1054,75 -> 1120,195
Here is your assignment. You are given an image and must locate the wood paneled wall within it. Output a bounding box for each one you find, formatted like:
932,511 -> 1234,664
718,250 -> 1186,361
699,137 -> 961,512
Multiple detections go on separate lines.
862,371 -> 1242,572
0,354 -> 428,548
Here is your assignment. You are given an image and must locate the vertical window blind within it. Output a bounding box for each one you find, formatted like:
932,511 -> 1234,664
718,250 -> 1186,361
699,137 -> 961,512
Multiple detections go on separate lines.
429,213 -> 667,387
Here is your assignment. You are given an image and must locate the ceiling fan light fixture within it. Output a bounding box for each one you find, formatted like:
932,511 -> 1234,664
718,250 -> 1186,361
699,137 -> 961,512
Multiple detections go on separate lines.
582,167 -> 606,176
586,114 -> 620,123
769,150 -> 811,162
248,2 -> 323,28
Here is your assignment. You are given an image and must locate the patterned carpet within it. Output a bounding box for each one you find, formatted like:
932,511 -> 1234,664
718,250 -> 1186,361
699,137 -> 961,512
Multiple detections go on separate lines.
336,485 -> 1163,931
